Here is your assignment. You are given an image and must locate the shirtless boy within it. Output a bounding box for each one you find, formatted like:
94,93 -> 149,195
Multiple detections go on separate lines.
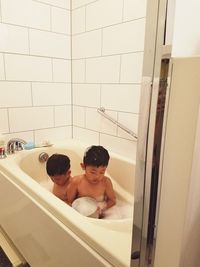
46,153 -> 72,204
67,146 -> 116,216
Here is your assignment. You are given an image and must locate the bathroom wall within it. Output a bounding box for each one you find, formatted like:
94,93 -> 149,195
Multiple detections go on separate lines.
71,0 -> 147,160
0,0 -> 72,144
172,0 -> 200,56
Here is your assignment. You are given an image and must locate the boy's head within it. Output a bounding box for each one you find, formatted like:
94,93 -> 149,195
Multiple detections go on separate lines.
46,154 -> 71,186
83,145 -> 110,167
81,146 -> 110,184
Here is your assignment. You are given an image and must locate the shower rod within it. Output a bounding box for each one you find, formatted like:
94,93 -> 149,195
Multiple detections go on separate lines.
97,107 -> 138,140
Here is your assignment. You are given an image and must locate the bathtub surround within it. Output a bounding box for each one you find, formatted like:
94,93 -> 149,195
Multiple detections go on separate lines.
72,0 -> 146,159
0,0 -> 147,160
0,0 -> 72,144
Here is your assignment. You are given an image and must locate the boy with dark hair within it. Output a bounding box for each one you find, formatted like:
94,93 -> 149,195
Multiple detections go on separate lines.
46,153 -> 72,203
68,146 -> 116,217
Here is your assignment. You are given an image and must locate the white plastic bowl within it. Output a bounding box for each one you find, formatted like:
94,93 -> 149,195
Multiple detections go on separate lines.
72,197 -> 99,218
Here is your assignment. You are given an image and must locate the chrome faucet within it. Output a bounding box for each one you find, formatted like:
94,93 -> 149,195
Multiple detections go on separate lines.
7,138 -> 27,154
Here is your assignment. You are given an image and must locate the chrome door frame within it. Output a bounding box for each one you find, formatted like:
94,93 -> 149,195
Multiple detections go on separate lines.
131,0 -> 169,266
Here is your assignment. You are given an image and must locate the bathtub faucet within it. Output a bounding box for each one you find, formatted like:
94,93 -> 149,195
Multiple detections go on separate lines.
7,138 -> 27,154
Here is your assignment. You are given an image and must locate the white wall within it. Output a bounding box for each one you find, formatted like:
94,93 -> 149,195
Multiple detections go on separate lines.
0,0 -> 72,144
172,0 -> 200,56
72,0 -> 147,160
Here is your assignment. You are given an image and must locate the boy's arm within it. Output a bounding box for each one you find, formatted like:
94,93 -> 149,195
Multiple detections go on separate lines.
104,177 -> 116,209
67,177 -> 79,206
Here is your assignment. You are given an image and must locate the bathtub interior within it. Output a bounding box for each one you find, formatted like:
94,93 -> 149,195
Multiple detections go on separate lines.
19,146 -> 135,221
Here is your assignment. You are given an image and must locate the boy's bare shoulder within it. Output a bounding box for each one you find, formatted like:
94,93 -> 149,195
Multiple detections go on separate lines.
71,174 -> 83,184
103,175 -> 112,184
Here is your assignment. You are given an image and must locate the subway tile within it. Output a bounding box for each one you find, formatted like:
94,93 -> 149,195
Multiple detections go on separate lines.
73,84 -> 100,107
100,133 -> 137,161
73,126 -> 99,145
0,109 -> 9,133
53,59 -> 71,83
123,0 -> 147,21
0,23 -> 29,54
86,55 -> 120,83
72,30 -> 101,59
117,112 -> 139,139
55,105 -> 72,126
73,106 -> 85,127
35,126 -> 72,144
102,19 -> 145,55
1,0 -> 51,31
72,7 -> 85,34
0,82 -> 32,107
52,7 -> 70,34
9,106 -> 54,132
29,29 -> 70,59
32,83 -> 71,106
72,0 -> 96,9
120,52 -> 144,83
4,131 -> 34,143
85,107 -> 117,135
86,0 -> 123,31
5,54 -> 52,81
0,54 -> 5,80
101,84 -> 141,113
35,0 -> 70,10
72,59 -> 85,83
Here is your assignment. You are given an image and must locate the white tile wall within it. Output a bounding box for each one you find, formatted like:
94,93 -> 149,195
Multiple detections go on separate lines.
0,54 -> 5,80
72,0 -> 97,10
32,83 -> 71,106
86,0 -> 123,31
120,53 -> 144,83
9,106 -> 54,132
101,84 -> 141,113
73,126 -> 99,145
0,109 -> 9,133
72,30 -> 102,59
123,0 -> 147,21
85,55 -> 121,83
1,0 -> 51,30
36,0 -> 70,10
0,82 -> 32,107
102,19 -> 145,55
0,0 -> 72,143
29,29 -> 70,59
73,84 -> 100,107
0,0 -> 147,159
0,23 -> 29,54
72,7 -> 85,34
72,59 -> 85,83
52,7 -> 71,34
52,59 -> 71,83
72,0 -> 147,159
55,106 -> 72,127
5,54 -> 52,81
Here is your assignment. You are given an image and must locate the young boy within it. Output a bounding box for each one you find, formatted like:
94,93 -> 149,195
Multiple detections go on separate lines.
46,153 -> 72,204
67,146 -> 116,217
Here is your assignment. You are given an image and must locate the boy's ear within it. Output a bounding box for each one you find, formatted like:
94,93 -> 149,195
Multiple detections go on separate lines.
80,163 -> 85,170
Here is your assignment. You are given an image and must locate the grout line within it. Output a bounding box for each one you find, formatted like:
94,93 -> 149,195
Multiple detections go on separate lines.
72,17 -> 146,36
70,0 -> 73,138
33,0 -> 70,11
6,108 -> 11,133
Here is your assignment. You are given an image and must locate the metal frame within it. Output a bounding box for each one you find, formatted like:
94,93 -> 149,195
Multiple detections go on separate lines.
131,0 -> 169,266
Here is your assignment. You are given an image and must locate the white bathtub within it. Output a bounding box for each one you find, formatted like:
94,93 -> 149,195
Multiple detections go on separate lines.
0,139 -> 135,267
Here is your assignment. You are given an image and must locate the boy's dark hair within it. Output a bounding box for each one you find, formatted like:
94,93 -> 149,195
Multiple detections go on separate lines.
83,146 -> 110,167
46,154 -> 70,176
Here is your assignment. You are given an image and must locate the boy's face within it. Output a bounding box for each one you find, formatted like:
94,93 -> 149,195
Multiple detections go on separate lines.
81,163 -> 107,184
50,170 -> 71,186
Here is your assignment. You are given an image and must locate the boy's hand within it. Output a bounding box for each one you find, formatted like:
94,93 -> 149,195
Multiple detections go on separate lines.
97,202 -> 107,218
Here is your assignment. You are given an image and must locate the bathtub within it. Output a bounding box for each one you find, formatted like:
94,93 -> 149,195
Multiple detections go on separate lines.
0,139 -> 135,267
